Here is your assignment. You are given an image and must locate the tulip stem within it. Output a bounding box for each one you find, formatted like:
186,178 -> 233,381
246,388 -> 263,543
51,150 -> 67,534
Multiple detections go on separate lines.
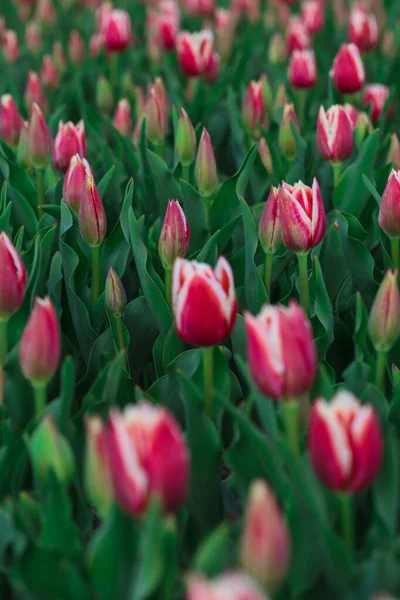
203,195 -> 211,231
110,52 -> 118,93
390,238 -> 399,270
295,89 -> 307,126
0,319 -> 7,366
116,317 -> 127,371
297,253 -> 310,316
91,246 -> 101,310
33,383 -> 47,417
283,399 -> 300,456
165,268 -> 172,308
332,162 -> 341,188
375,350 -> 387,390
264,253 -> 273,300
182,165 -> 190,184
338,493 -> 353,554
36,168 -> 45,217
203,346 -> 214,418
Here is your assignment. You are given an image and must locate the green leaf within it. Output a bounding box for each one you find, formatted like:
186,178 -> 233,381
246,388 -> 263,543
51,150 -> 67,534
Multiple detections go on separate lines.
240,196 -> 267,313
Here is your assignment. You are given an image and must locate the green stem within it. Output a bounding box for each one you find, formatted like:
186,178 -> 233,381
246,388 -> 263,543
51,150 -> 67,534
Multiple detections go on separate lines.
203,195 -> 211,231
295,89 -> 307,126
297,252 -> 310,316
338,493 -> 353,554
36,168 -> 45,217
182,165 -> 190,183
332,162 -> 342,188
110,52 -> 118,94
375,350 -> 387,390
264,253 -> 273,300
116,316 -> 127,371
165,268 -> 172,308
390,238 -> 399,270
0,319 -> 7,366
91,246 -> 101,310
203,346 -> 214,418
282,399 -> 300,456
33,383 -> 47,417
155,144 -> 165,159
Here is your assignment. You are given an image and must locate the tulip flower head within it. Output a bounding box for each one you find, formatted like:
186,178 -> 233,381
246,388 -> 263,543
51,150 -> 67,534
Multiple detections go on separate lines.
378,170 -> 400,240
27,103 -> 52,169
41,54 -> 59,90
330,43 -> 365,94
24,71 -> 48,115
288,49 -> 317,89
242,78 -> 268,136
85,416 -> 114,518
317,105 -> 353,162
113,99 -> 132,136
278,103 -> 299,162
258,186 -> 281,254
301,0 -> 324,34
368,269 -> 400,353
63,154 -> 87,212
186,572 -> 268,600
159,200 -> 190,269
176,30 -> 218,79
2,30 -> 19,64
362,84 -> 392,123
101,9 -> 132,52
348,2 -> 378,53
78,161 -> 107,247
53,120 -> 86,173
68,30 -> 85,66
387,134 -> 400,169
105,267 -> 127,318
286,17 -> 310,54
30,415 -> 74,484
0,232 -> 26,320
195,128 -> 217,197
0,95 -> 22,148
176,108 -> 197,167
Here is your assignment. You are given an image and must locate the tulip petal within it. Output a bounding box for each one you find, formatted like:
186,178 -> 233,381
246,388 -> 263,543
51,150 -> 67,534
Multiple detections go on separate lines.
349,406 -> 384,493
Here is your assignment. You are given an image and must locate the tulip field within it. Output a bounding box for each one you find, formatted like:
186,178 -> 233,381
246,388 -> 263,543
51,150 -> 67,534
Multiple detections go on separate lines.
1,0 -> 400,597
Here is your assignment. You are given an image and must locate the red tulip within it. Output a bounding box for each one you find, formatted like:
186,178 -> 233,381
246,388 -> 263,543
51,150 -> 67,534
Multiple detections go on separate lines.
158,200 -> 190,269
78,162 -> 107,247
245,300 -> 316,400
317,105 -> 353,162
309,391 -> 383,493
278,178 -> 326,252
27,103 -> 52,169
19,296 -> 60,386
286,17 -> 310,54
330,43 -> 365,94
63,154 -> 87,212
172,256 -> 237,346
113,99 -> 132,136
242,79 -> 267,135
53,120 -> 86,173
186,573 -> 267,600
258,186 -> 281,254
0,232 -> 26,320
101,9 -> 132,52
301,0 -> 324,34
368,269 -> 400,353
41,54 -> 59,90
288,49 -> 317,89
378,169 -> 400,239
0,94 -> 22,148
24,71 -> 48,115
176,30 -> 215,78
348,2 -> 378,53
362,84 -> 392,123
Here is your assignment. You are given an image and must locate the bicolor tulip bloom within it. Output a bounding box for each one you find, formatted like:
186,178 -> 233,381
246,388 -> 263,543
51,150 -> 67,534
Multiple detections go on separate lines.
378,169 -> 400,239
0,232 -> 26,320
348,3 -> 378,53
362,84 -> 392,122
53,120 -> 86,173
330,43 -> 365,94
316,105 -> 353,162
288,49 -> 317,89
176,30 -> 218,79
101,9 -> 132,52
286,17 -> 310,54
301,0 -> 324,34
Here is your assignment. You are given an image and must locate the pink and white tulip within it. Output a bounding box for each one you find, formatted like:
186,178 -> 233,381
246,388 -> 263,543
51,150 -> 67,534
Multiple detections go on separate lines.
316,105 -> 353,162
362,84 -> 392,123
330,43 -> 365,94
348,2 -> 378,53
288,49 -> 317,89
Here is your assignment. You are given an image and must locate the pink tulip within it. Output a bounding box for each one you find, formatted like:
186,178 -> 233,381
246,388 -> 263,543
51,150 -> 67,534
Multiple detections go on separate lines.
286,17 -> 310,54
288,49 -> 317,89
158,200 -> 190,269
79,162 -> 107,247
0,232 -> 26,320
317,105 -> 353,162
330,43 -> 365,94
368,269 -> 400,353
301,0 -> 324,34
53,121 -> 86,173
362,84 -> 392,122
101,9 -> 132,52
258,186 -> 281,254
27,103 -> 52,169
0,94 -> 22,148
69,30 -> 85,66
176,30 -> 217,78
3,30 -> 19,64
41,54 -> 59,90
379,170 -> 400,239
24,71 -> 48,115
186,573 -> 268,600
348,2 -> 378,53
63,154 -> 87,212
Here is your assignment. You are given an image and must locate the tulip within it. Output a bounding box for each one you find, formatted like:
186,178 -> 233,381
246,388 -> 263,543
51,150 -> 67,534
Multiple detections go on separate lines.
41,54 -> 59,90
144,88 -> 167,146
274,84 -> 288,115
343,103 -> 359,129
24,71 -> 48,115
348,3 -> 378,53
258,187 -> 280,297
53,41 -> 67,75
30,416 -> 74,483
240,480 -> 291,593
268,33 -> 286,65
2,30 -> 19,64
68,30 -> 85,66
147,0 -> 180,52
215,8 -> 236,60
354,111 -> 373,147
195,128 -> 217,226
387,133 -> 400,169
362,84 -> 392,123
25,21 -> 42,54
231,0 -> 260,22
85,416 -> 114,517
36,0 -> 57,25
242,79 -> 267,137
382,30 -> 396,59
101,9 -> 132,52
159,199 -> 190,282
102,402 -> 190,515
89,33 -> 103,58
278,103 -> 299,162
0,95 -> 22,148
184,0 -> 214,18
27,103 -> 51,170
96,76 -> 114,114
176,108 -> 197,170
379,170 -> 400,245
286,17 -> 310,54
153,77 -> 170,117
186,573 -> 268,600
258,137 -> 273,176
309,390 -> 383,493
301,0 -> 324,34
330,43 -> 365,94
113,99 -> 132,136
17,121 -> 30,169
202,51 -> 220,84
176,30 -> 215,78
63,154 -> 87,212
0,232 -> 26,323
53,120 -> 86,173
316,105 -> 353,167
288,49 -> 317,89
105,267 -> 127,318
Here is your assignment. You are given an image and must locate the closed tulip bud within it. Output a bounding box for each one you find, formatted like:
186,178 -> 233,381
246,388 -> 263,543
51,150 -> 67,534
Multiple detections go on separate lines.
36,0 -> 57,25
101,9 -> 132,52
69,30 -> 85,66
96,76 -> 114,114
354,111 -> 373,147
0,95 -> 22,148
121,71 -> 135,99
172,256 -> 237,346
279,178 -> 326,253
258,186 -> 281,254
63,154 -> 86,212
105,267 -> 127,317
301,0 -> 324,34
41,54 -> 59,90
245,300 -> 316,399
17,121 -> 30,168
176,30 -> 214,78
176,108 -> 196,167
215,9 -> 236,60
274,84 -> 288,115
258,138 -> 272,176
330,43 -> 365,94
288,49 -> 317,89
278,103 -> 299,162
27,103 -> 51,169
382,30 -> 396,59
20,297 -> 60,386
387,134 -> 400,169
240,479 -> 290,592
0,232 -> 26,320
362,84 -> 392,123
113,99 -> 132,136
30,416 -> 74,484
268,33 -> 286,65
85,417 -> 113,518
317,105 -> 353,162
348,3 -> 378,53
154,77 -> 170,116
242,79 -> 267,136
103,402 -> 189,515
368,269 -> 400,352
24,71 -> 48,115
379,170 -> 400,239
79,164 -> 107,247
159,200 -> 190,269
186,573 -> 268,600
309,391 -> 383,492
53,120 -> 86,173
144,88 -> 167,145
134,86 -> 146,120
2,30 -> 19,64
26,21 -> 42,54
195,128 -> 217,197
53,41 -> 67,75
89,33 -> 103,58
286,17 -> 310,54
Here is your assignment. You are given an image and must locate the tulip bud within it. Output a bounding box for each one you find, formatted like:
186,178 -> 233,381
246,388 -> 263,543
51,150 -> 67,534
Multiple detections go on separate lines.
186,573 -> 267,600
134,85 -> 146,120
301,0 -> 324,34
113,99 -> 132,136
172,256 -> 237,346
286,17 -> 310,54
330,43 -> 365,94
2,30 -> 19,64
274,83 -> 288,115
258,137 -> 272,176
63,154 -> 86,212
175,108 -> 196,167
215,8 -> 236,60
27,103 -> 52,169
278,103 -> 299,162
362,84 -> 392,123
343,103 -> 359,129
240,479 -> 290,592
30,416 -> 74,484
195,128 -> 217,197
41,54 -> 59,90
0,232 -> 26,320
387,134 -> 400,169
258,187 -> 281,254
309,390 -> 383,492
382,30 -> 396,59
348,3 -> 378,53
96,76 -> 114,114
36,0 -> 57,25
19,296 -> 60,386
89,33 -> 103,58
24,71 -> 48,115
317,105 -> 353,162
0,95 -> 22,148
242,79 -> 267,137
53,41 -> 67,75
17,121 -> 30,168
53,120 -> 86,173
154,76 -> 170,117
85,416 -> 113,517
368,269 -> 400,353
288,49 -> 317,89
105,267 -> 127,317
144,88 -> 167,146
158,200 -> 190,269
268,33 -> 286,65
79,163 -> 107,247
101,9 -> 132,52
69,30 -> 85,66
354,111 -> 373,147
378,170 -> 400,239
26,21 -> 42,54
